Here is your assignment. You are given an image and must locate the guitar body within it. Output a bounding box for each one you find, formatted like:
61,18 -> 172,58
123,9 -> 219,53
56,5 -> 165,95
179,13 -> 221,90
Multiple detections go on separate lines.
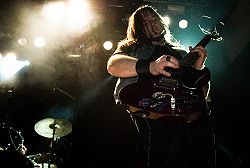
119,67 -> 210,122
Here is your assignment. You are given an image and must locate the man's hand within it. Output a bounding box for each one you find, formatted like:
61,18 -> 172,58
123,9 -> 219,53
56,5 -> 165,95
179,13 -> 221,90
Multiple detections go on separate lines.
149,55 -> 180,76
189,45 -> 208,70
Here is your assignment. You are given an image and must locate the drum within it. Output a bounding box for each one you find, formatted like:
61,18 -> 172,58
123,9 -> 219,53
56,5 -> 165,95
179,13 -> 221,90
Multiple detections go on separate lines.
27,153 -> 62,168
34,163 -> 57,168
0,123 -> 24,151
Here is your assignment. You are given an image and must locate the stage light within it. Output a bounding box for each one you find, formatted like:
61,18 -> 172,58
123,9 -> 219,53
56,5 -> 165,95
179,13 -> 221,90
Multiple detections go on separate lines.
34,37 -> 46,48
179,19 -> 188,29
42,1 -> 66,21
18,37 -> 28,46
162,16 -> 171,26
0,53 -> 30,82
66,0 -> 93,31
103,41 -> 113,50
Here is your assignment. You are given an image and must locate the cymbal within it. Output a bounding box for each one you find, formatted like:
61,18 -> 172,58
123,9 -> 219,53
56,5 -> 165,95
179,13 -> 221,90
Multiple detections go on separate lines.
34,118 -> 72,138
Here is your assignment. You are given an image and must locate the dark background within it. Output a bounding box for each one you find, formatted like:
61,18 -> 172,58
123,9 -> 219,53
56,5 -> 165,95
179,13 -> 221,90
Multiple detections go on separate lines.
0,0 -> 249,168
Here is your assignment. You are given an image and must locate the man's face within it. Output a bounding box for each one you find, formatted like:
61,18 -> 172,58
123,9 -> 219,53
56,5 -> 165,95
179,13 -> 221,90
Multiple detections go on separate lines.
141,11 -> 164,39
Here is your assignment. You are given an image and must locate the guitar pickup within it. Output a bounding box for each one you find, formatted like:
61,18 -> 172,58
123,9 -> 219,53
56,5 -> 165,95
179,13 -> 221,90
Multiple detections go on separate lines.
154,78 -> 180,90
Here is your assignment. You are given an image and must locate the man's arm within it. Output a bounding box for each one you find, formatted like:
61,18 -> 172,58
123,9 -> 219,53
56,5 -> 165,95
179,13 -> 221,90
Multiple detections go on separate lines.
107,54 -> 138,78
107,53 -> 180,78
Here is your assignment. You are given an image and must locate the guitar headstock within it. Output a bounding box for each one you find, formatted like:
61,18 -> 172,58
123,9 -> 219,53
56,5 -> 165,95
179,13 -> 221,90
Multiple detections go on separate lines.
209,30 -> 223,41
198,15 -> 224,42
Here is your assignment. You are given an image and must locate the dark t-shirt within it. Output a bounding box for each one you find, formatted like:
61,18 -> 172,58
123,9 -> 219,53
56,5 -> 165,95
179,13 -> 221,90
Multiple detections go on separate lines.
151,44 -> 184,61
113,43 -> 186,61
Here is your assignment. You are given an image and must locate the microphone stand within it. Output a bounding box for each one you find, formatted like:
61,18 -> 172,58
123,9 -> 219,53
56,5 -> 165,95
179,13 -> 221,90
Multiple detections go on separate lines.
54,87 -> 76,102
53,87 -> 76,138
53,87 -> 76,165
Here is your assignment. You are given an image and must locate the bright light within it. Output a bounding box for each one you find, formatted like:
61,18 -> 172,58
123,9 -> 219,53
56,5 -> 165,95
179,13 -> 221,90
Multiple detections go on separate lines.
103,41 -> 113,50
18,37 -> 28,46
162,16 -> 171,25
42,1 -> 66,21
5,53 -> 17,61
34,37 -> 46,48
179,19 -> 188,29
19,0 -> 97,46
0,54 -> 30,82
66,0 -> 93,31
24,61 -> 30,66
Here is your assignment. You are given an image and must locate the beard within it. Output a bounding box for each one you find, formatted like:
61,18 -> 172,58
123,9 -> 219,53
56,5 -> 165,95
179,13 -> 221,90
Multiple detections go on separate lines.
150,30 -> 166,42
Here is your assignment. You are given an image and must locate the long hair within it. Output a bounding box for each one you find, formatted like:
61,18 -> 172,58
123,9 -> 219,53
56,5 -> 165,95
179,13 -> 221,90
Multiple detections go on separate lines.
118,5 -> 179,48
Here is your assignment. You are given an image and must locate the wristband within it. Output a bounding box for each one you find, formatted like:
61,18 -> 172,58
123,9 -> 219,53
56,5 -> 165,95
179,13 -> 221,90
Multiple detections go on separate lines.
135,59 -> 151,75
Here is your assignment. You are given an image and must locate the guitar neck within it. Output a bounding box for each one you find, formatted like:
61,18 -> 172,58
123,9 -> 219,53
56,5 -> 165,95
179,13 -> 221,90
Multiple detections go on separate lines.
180,34 -> 212,67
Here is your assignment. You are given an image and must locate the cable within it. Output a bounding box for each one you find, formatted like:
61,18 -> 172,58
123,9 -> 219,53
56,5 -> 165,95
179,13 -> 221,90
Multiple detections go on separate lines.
144,117 -> 151,168
128,110 -> 152,168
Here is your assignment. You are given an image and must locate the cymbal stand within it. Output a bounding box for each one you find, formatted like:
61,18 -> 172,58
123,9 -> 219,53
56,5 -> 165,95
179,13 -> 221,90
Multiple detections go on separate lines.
48,123 -> 58,168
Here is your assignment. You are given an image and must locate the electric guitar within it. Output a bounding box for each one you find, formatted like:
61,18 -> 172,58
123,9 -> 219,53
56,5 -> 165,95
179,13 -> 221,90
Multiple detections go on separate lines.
119,31 -> 221,122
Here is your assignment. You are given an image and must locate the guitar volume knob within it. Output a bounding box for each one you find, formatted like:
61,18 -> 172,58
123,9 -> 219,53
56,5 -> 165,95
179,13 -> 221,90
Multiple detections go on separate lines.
171,97 -> 175,110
